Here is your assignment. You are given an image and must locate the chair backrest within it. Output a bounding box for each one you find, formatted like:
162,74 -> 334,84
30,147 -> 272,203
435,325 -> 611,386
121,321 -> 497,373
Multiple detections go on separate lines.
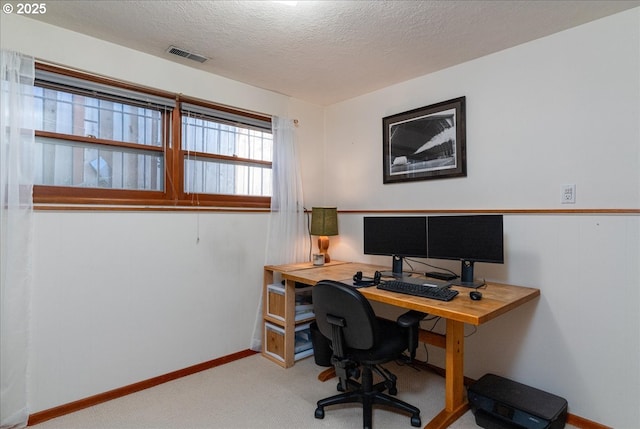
312,280 -> 378,350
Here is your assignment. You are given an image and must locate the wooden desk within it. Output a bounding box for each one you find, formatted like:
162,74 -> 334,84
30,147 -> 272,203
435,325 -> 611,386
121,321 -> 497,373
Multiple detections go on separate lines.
262,261 -> 540,429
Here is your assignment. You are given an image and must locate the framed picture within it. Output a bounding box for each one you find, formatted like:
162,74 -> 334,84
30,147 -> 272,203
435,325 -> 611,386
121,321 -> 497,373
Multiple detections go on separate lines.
382,96 -> 466,184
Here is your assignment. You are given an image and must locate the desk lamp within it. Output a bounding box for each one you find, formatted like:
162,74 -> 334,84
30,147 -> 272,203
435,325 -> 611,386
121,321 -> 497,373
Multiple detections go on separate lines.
310,207 -> 339,263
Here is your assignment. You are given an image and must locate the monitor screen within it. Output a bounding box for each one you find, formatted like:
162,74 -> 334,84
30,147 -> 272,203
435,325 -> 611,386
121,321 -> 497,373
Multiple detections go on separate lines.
427,215 -> 504,264
363,216 -> 428,258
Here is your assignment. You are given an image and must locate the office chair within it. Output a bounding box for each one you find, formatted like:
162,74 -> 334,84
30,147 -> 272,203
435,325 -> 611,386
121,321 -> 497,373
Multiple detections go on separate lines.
312,280 -> 426,429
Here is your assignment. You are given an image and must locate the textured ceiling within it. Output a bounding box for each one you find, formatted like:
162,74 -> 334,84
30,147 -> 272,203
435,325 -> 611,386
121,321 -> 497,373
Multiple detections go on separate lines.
26,0 -> 640,106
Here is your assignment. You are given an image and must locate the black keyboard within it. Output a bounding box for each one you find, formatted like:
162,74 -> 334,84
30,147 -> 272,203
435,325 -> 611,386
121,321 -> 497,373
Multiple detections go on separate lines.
377,280 -> 459,302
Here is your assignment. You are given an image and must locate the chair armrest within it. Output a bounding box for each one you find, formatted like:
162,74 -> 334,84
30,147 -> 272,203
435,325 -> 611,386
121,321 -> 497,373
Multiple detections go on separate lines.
397,310 -> 427,328
397,311 -> 427,360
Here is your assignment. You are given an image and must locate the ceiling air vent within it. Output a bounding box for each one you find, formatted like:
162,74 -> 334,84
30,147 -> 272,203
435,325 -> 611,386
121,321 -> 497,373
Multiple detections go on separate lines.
166,46 -> 208,63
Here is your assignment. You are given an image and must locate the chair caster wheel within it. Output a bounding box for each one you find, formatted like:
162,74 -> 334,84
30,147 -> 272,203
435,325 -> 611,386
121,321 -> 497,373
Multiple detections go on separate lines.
337,381 -> 345,392
389,387 -> 397,395
411,415 -> 421,427
315,407 -> 325,419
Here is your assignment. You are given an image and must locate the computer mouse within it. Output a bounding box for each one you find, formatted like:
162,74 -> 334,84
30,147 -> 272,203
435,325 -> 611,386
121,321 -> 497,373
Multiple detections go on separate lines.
470,291 -> 483,301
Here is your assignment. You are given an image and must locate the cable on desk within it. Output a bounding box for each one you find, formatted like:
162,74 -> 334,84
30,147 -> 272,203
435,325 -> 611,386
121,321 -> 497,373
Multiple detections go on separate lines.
404,257 -> 458,278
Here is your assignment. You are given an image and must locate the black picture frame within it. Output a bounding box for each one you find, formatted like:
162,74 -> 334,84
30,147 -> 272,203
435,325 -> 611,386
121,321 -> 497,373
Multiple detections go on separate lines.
382,96 -> 466,184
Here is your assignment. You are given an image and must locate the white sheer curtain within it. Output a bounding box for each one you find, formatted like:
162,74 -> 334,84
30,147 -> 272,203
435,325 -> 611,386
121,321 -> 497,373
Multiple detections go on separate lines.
250,116 -> 306,351
1,50 -> 35,429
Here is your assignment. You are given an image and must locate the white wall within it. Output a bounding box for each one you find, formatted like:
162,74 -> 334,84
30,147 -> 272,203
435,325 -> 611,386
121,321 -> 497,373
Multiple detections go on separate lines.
323,12 -> 639,211
322,9 -> 640,428
31,211 -> 269,410
1,14 -> 325,413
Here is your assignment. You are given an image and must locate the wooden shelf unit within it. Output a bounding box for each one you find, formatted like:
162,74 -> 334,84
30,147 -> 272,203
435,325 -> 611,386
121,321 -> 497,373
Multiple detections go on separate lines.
261,261 -> 349,368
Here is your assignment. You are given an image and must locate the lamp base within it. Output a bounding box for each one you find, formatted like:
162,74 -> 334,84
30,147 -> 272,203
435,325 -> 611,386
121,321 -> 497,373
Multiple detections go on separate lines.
317,236 -> 331,263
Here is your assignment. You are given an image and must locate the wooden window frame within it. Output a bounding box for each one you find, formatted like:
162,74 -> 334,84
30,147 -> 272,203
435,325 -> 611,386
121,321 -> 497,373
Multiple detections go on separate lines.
177,97 -> 272,207
32,63 -> 272,209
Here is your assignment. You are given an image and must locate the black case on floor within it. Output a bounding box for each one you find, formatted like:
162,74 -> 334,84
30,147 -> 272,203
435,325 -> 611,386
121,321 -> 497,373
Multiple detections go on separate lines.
467,374 -> 567,429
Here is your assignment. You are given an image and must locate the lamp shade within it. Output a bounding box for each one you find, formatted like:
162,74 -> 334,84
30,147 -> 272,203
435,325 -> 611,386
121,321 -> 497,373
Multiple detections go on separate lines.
310,207 -> 338,236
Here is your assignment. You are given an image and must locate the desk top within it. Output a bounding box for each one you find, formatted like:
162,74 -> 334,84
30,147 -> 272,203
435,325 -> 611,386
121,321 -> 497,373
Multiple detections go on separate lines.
267,261 -> 540,326
264,260 -> 351,273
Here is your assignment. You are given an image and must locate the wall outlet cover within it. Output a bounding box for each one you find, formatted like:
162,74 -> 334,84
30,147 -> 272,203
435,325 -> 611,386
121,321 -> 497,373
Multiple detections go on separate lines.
561,184 -> 576,204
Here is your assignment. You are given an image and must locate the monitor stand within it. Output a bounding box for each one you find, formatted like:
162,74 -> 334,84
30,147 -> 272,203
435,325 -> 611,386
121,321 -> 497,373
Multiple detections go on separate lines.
380,256 -> 415,280
450,260 -> 485,289
392,255 -> 403,277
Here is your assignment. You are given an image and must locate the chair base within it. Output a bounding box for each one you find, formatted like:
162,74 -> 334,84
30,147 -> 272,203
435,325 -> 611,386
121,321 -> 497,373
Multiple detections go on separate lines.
337,364 -> 397,394
315,365 -> 421,429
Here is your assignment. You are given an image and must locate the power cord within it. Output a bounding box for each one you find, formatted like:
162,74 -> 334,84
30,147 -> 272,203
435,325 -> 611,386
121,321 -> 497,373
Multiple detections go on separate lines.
404,257 -> 458,277
304,206 -> 312,261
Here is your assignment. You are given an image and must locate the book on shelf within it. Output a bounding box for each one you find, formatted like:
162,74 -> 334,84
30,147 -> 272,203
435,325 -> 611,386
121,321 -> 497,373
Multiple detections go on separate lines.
295,343 -> 313,354
294,333 -> 313,354
295,330 -> 310,342
295,310 -> 314,321
295,303 -> 313,312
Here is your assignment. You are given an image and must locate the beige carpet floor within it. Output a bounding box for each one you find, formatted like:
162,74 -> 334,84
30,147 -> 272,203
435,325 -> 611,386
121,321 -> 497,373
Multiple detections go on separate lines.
31,354 -> 572,429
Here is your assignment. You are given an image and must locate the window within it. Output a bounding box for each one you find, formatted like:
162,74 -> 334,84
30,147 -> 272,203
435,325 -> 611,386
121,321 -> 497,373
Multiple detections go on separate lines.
181,103 -> 272,203
33,87 -> 166,191
32,64 -> 272,208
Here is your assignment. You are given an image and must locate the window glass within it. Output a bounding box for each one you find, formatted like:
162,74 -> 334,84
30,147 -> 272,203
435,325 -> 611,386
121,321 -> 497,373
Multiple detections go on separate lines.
181,110 -> 272,197
33,87 -> 163,147
184,157 -> 271,196
35,136 -> 164,190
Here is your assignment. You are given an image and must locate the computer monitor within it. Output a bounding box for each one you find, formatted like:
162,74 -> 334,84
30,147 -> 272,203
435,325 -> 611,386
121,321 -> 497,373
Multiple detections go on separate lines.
363,216 -> 428,277
427,215 -> 504,288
